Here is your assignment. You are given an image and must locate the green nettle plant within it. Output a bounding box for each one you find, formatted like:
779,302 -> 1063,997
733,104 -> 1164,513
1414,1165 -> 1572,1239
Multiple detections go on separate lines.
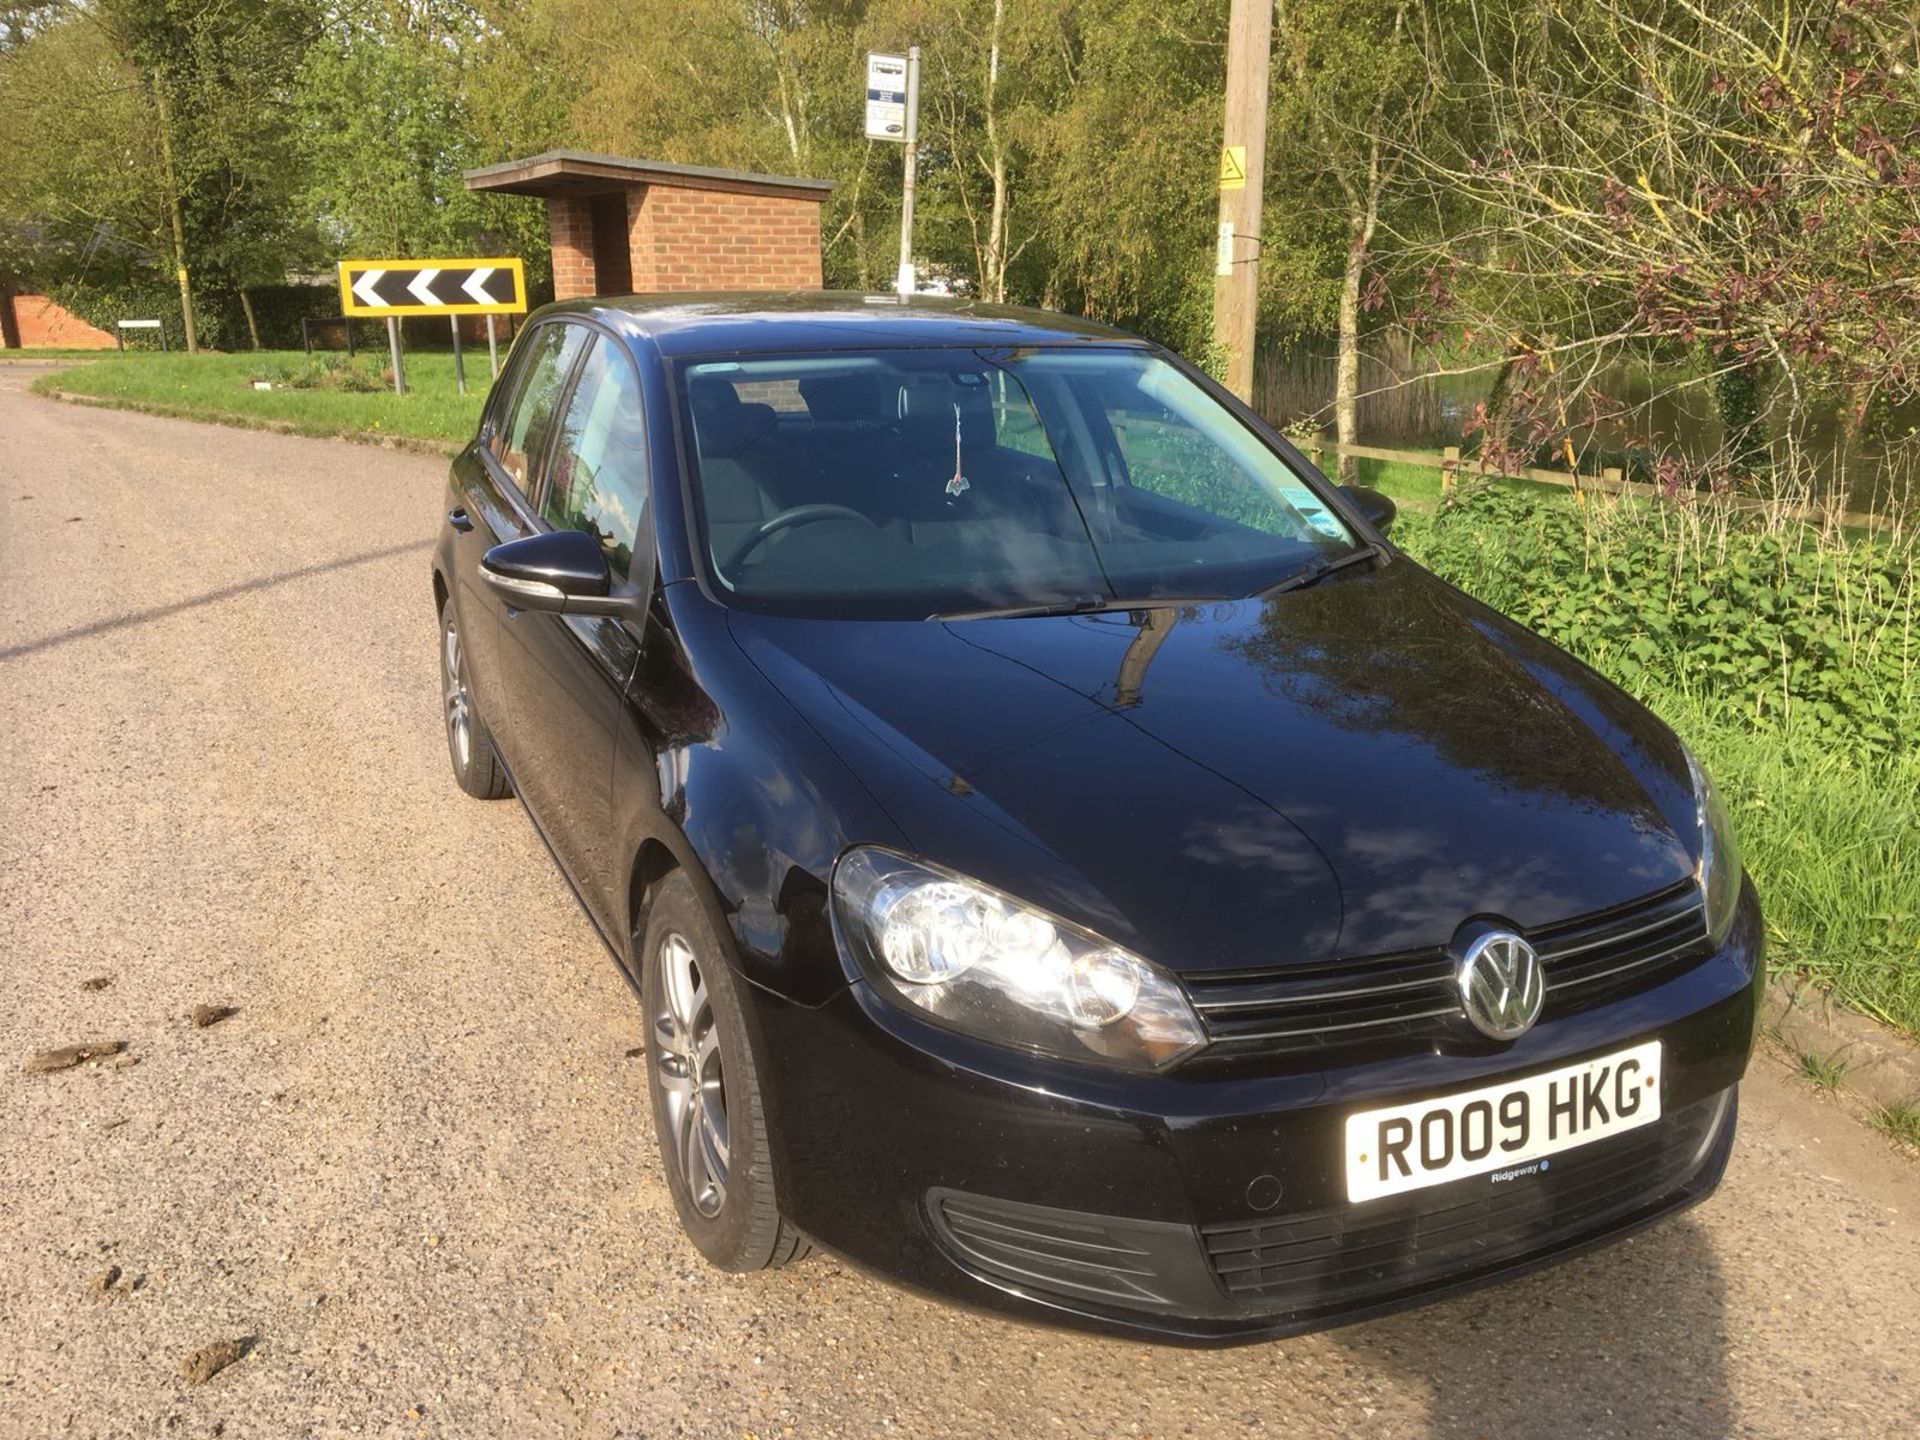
1406,486 -> 1917,755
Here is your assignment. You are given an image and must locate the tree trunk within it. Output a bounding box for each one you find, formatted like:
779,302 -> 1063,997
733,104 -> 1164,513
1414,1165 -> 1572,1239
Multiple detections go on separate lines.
1334,225 -> 1368,483
775,62 -> 803,164
985,152 -> 1008,303
851,207 -> 871,291
152,74 -> 198,354
239,288 -> 261,350
1331,117 -> 1385,482
982,0 -> 1009,302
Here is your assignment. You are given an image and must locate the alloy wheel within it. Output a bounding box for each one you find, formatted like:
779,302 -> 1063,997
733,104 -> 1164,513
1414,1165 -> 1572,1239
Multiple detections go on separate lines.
442,616 -> 472,772
653,931 -> 730,1218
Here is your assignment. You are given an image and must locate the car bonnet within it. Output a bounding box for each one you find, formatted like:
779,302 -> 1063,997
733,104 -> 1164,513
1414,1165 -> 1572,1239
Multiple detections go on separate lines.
725,560 -> 1696,972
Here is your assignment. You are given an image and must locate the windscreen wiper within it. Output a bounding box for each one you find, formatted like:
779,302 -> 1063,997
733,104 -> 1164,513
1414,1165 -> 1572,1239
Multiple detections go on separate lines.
933,594 -> 1230,622
1249,545 -> 1382,600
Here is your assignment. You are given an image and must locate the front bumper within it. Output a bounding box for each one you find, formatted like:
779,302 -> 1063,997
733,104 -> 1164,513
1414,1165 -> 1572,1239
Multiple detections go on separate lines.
743,883 -> 1764,1343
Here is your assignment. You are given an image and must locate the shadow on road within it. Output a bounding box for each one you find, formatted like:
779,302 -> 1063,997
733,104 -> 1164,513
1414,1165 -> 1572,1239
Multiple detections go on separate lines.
0,539 -> 432,662
1329,1214 -> 1731,1438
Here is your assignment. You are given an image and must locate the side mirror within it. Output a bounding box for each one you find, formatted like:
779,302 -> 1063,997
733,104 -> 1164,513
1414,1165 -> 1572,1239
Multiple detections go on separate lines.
480,529 -> 637,619
1339,484 -> 1397,536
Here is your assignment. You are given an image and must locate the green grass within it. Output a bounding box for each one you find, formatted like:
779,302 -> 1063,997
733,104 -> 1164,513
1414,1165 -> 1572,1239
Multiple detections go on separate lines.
1564,674 -> 1920,1039
1348,455 -> 1576,510
1347,457 -> 1448,506
1870,1099 -> 1920,1150
1794,1048 -> 1851,1091
34,349 -> 487,449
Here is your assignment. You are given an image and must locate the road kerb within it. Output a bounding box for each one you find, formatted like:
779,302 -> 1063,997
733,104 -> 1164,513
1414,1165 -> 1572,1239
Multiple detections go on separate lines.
1764,974 -> 1920,1115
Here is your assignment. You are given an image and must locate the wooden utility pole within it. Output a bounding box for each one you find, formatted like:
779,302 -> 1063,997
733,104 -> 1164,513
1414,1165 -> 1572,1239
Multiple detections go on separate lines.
151,71 -> 199,354
1212,0 -> 1271,402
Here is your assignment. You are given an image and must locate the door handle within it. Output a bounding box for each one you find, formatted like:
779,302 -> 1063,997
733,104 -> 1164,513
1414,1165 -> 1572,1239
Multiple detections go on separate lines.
448,507 -> 474,532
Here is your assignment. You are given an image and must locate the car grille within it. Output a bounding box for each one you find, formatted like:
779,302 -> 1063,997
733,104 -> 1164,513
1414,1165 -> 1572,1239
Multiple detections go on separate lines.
1185,879 -> 1711,1059
1200,1089 -> 1729,1314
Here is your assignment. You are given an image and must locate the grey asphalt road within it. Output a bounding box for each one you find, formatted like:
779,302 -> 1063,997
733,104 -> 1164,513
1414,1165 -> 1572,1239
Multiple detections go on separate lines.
1,369 -> 1916,1440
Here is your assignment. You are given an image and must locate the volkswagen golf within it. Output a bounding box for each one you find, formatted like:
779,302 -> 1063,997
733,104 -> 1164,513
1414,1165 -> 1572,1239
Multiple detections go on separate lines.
430,293 -> 1762,1343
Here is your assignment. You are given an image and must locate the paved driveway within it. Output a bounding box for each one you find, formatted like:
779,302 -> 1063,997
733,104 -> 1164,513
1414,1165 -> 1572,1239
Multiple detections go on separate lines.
1,373 -> 1915,1438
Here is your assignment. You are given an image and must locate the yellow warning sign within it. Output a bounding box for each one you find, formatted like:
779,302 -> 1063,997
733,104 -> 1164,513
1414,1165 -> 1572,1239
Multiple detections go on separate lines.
1219,146 -> 1247,191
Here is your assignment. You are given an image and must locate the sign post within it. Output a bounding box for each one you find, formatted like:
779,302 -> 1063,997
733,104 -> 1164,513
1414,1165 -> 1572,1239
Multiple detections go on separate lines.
338,257 -> 529,396
866,50 -> 921,295
115,318 -> 167,353
386,316 -> 407,396
449,316 -> 466,396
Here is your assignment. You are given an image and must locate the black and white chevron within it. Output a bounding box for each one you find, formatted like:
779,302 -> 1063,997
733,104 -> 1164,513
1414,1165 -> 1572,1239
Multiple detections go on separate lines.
344,264 -> 519,311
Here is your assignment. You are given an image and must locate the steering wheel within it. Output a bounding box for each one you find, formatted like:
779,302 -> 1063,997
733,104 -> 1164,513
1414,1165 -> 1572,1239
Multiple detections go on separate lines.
724,503 -> 880,573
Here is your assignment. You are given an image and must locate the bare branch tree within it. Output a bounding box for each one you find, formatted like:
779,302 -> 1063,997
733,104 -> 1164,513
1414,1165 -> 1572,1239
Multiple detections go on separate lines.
1379,0 -> 1920,497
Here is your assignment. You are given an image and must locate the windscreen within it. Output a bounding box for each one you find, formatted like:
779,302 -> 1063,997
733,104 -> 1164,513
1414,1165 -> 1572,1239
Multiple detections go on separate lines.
679,346 -> 1357,618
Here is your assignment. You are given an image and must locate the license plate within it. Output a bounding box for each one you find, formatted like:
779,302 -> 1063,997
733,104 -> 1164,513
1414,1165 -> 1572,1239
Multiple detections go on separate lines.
1345,1041 -> 1662,1203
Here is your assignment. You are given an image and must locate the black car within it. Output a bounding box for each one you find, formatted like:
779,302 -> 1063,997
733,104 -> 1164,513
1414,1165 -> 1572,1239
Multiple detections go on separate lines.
431,294 -> 1762,1343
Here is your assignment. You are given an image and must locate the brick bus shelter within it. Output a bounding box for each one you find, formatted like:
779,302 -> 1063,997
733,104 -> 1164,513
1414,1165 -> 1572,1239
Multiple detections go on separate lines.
463,150 -> 832,300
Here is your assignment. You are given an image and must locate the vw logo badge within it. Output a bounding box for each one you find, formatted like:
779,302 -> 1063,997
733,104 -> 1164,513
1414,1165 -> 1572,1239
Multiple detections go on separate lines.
1455,930 -> 1545,1041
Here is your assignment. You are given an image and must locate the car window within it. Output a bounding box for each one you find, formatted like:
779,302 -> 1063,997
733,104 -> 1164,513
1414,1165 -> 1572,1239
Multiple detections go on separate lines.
677,347 -> 1358,619
493,323 -> 589,495
540,335 -> 649,576
482,329 -> 539,459
1090,366 -> 1347,540
992,376 -> 1055,461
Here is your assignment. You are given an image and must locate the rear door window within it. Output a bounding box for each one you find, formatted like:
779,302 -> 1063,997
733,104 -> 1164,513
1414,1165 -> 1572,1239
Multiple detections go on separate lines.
540,335 -> 649,576
492,323 -> 589,495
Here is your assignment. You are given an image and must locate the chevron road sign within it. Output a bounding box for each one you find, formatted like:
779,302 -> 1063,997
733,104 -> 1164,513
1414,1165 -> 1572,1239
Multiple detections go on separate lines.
336,258 -> 527,317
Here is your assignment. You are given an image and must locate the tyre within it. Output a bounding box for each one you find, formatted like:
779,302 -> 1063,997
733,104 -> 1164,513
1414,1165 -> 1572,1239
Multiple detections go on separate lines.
640,873 -> 810,1271
440,601 -> 510,799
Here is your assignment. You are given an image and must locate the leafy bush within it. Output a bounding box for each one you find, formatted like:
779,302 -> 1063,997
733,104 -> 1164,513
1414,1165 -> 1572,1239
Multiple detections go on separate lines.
1403,486 -> 1918,755
49,277 -> 190,350
47,278 -> 339,353
238,284 -> 346,349
267,353 -> 388,393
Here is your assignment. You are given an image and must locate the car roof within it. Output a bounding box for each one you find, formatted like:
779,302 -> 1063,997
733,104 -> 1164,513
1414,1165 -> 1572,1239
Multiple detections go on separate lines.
542,291 -> 1152,358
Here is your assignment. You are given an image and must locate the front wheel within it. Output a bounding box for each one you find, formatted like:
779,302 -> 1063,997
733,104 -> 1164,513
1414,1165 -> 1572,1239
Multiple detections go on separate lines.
640,874 -> 810,1271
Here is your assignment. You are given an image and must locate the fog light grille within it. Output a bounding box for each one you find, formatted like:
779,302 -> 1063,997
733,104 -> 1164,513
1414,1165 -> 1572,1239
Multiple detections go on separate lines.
925,1189 -> 1222,1317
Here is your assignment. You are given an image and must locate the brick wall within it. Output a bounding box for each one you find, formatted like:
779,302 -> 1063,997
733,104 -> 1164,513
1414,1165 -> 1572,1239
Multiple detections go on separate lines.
5,296 -> 116,348
548,194 -> 597,300
627,186 -> 823,293
546,182 -> 823,299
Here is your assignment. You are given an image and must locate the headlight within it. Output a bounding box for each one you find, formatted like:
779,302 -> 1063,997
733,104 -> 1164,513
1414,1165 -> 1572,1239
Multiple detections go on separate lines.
832,848 -> 1207,1071
1684,746 -> 1742,943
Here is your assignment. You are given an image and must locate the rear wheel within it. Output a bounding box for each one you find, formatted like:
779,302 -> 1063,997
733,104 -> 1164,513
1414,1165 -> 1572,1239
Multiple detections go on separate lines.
440,603 -> 509,799
640,874 -> 810,1271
